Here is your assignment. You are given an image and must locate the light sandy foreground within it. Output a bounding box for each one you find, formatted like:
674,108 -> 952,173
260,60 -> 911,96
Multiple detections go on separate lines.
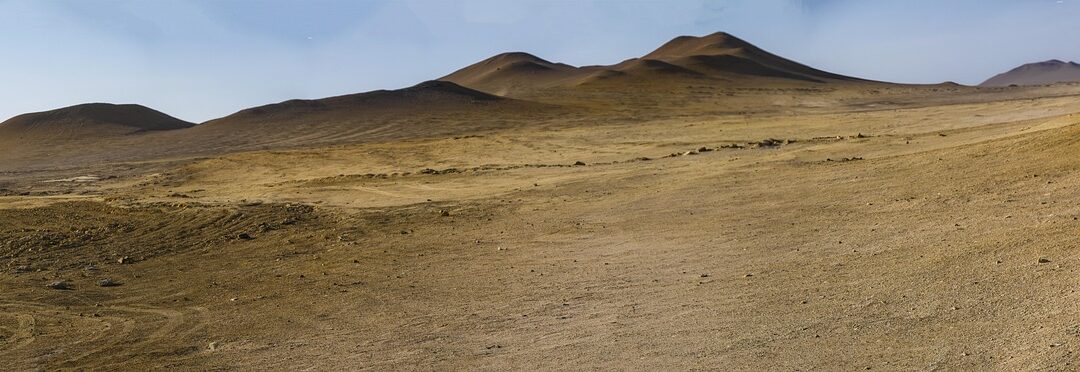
5,87 -> 1080,370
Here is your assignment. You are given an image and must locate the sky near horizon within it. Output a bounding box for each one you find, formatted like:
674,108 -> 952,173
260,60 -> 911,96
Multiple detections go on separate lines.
1,0 -> 1078,122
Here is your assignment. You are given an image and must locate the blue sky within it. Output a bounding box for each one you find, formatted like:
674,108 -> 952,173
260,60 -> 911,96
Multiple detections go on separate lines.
0,0 -> 1077,122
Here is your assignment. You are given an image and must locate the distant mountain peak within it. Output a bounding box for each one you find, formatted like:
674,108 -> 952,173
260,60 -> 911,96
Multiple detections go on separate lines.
200,80 -> 512,129
643,32 -> 755,60
486,52 -> 553,63
440,31 -> 860,95
981,59 -> 1080,87
0,103 -> 193,138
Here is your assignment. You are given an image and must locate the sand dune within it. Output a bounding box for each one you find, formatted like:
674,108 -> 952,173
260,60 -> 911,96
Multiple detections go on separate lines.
981,60 -> 1080,87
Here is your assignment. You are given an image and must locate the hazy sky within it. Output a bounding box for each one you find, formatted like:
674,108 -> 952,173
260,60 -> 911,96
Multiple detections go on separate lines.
1,0 -> 1078,122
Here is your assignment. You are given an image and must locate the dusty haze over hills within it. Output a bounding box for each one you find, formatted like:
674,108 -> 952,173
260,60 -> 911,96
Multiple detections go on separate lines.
5,26 -> 1080,371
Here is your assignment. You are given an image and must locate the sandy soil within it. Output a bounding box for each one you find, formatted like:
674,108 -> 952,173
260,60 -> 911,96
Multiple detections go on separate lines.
4,83 -> 1080,370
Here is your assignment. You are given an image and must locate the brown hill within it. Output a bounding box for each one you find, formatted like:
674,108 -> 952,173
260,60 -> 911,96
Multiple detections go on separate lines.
0,103 -> 193,140
202,81 -> 502,125
640,32 -> 857,82
0,82 -> 560,172
440,32 -> 863,96
980,60 -> 1080,87
198,80 -> 532,130
188,80 -> 558,148
438,53 -> 585,95
610,58 -> 705,77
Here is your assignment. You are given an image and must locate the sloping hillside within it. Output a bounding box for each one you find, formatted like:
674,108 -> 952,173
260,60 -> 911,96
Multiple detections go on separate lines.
441,32 -> 864,96
0,103 -> 193,140
981,60 -> 1080,87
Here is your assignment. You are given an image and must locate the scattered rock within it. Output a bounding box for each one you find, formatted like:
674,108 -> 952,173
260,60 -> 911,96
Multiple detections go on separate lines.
440,210 -> 451,217
117,256 -> 132,264
573,161 -> 587,166
208,342 -> 219,351
97,278 -> 121,287
750,138 -> 791,148
1039,257 -> 1052,264
237,233 -> 254,240
420,168 -> 462,175
47,281 -> 72,290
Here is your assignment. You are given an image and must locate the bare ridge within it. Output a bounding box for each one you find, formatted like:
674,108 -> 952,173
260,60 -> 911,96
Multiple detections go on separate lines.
641,32 -> 755,60
440,31 -> 862,95
0,103 -> 193,139
198,80 -> 525,131
980,60 -> 1080,87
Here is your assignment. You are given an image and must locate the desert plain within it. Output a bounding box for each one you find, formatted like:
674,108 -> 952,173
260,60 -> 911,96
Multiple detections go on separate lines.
4,33 -> 1080,370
